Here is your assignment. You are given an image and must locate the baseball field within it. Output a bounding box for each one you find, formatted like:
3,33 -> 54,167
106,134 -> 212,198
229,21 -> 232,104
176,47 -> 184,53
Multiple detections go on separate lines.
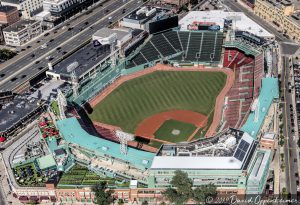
89,70 -> 227,137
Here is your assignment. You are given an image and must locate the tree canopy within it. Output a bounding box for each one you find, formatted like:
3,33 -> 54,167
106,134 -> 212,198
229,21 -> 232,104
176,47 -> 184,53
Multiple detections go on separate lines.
0,49 -> 16,61
92,181 -> 114,205
163,170 -> 217,205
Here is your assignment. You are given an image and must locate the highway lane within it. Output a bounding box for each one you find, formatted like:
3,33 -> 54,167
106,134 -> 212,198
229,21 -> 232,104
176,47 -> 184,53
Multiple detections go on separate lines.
0,0 -> 143,91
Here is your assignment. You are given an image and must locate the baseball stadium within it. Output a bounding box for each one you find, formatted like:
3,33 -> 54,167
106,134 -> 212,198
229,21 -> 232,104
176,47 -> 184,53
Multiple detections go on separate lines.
40,9 -> 279,202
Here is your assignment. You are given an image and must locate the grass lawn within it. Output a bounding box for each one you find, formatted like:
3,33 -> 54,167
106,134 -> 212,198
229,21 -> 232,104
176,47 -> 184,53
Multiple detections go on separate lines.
51,101 -> 59,116
89,71 -> 226,133
154,119 -> 197,143
58,164 -> 129,188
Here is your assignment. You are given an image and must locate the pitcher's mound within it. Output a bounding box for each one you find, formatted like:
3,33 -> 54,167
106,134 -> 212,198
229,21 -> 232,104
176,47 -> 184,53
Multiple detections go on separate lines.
172,129 -> 181,135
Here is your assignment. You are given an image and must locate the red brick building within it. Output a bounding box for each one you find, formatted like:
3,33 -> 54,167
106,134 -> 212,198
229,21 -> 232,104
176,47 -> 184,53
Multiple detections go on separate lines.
0,5 -> 19,25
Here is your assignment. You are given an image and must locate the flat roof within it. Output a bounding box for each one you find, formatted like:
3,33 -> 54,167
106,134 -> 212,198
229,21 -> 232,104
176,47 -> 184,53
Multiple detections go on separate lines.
3,19 -> 38,33
0,5 -> 17,13
262,133 -> 275,140
151,156 -> 243,170
288,12 -> 300,25
179,11 -> 274,38
93,28 -> 129,40
0,95 -> 40,133
124,6 -> 168,23
36,154 -> 57,170
56,117 -> 155,169
151,132 -> 254,170
248,150 -> 271,182
241,77 -> 279,139
51,42 -> 111,77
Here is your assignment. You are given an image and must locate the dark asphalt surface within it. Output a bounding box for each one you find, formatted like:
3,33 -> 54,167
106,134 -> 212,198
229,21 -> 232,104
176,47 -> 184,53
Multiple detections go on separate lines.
0,0 -> 143,91
282,56 -> 298,196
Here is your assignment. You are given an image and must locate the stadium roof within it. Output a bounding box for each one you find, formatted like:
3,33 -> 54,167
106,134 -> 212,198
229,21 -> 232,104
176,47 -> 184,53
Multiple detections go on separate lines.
36,154 -> 57,170
151,132 -> 255,170
56,117 -> 155,169
241,77 -> 279,139
179,11 -> 274,38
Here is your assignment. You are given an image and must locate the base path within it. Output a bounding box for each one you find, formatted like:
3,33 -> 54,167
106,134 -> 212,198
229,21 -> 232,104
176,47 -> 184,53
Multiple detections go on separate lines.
135,110 -> 208,139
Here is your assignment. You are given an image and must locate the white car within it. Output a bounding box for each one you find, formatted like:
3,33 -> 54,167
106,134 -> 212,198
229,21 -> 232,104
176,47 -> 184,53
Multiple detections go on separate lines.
108,16 -> 112,20
40,43 -> 47,49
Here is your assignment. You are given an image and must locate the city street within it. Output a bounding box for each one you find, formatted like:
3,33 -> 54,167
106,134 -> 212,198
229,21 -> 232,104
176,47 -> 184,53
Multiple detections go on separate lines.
223,0 -> 300,197
282,56 -> 298,196
0,0 -> 143,91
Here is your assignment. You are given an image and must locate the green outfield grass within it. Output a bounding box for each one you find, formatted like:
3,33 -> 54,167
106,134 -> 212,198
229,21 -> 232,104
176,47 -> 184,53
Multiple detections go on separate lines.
89,71 -> 226,133
154,119 -> 197,143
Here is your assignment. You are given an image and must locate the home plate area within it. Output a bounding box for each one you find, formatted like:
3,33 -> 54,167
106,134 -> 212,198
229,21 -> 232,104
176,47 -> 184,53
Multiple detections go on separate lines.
153,119 -> 198,143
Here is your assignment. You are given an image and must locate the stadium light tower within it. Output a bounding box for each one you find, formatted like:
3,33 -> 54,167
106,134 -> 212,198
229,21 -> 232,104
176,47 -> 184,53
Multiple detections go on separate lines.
251,98 -> 260,123
115,130 -> 134,155
71,70 -> 79,97
57,89 -> 67,120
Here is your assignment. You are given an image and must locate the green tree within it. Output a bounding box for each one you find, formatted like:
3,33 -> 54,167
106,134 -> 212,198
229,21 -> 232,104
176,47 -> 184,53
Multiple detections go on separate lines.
92,181 -> 114,205
0,49 -> 16,61
163,170 -> 193,205
280,139 -> 284,147
193,183 -> 217,204
142,201 -> 149,205
159,202 -> 167,205
118,199 -> 124,205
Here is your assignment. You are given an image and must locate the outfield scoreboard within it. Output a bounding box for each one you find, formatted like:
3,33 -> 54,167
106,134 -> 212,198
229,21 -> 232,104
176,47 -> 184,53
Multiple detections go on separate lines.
148,16 -> 178,34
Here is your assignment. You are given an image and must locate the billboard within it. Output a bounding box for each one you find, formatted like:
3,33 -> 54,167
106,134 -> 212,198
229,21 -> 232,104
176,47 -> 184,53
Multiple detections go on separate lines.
149,16 -> 178,34
188,21 -> 220,31
235,31 -> 265,45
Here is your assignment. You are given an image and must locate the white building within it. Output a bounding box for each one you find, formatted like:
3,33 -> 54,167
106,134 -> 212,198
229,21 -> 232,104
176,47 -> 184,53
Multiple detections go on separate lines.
179,10 -> 275,40
43,0 -> 84,17
121,6 -> 168,31
3,19 -> 42,46
1,0 -> 44,19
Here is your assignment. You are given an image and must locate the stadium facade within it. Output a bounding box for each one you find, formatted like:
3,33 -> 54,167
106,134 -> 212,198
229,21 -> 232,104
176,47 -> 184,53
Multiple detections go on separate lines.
6,10 -> 280,204
58,12 -> 278,199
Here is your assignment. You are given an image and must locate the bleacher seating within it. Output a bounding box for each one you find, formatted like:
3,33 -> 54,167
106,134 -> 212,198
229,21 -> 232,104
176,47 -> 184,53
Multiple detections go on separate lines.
150,34 -> 177,57
186,32 -> 202,61
223,47 -> 257,129
126,30 -> 224,68
163,30 -> 182,51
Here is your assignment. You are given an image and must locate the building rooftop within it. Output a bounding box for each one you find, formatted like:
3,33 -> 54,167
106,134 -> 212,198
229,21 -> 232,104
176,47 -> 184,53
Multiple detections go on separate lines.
0,95 -> 41,134
0,5 -> 17,13
36,154 -> 57,170
3,19 -> 38,33
123,6 -> 168,24
264,0 -> 293,8
262,132 -> 275,140
151,131 -> 256,170
51,42 -> 111,78
179,10 -> 274,38
93,28 -> 130,41
56,117 -> 155,170
288,11 -> 300,25
241,77 -> 279,139
248,150 -> 271,182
